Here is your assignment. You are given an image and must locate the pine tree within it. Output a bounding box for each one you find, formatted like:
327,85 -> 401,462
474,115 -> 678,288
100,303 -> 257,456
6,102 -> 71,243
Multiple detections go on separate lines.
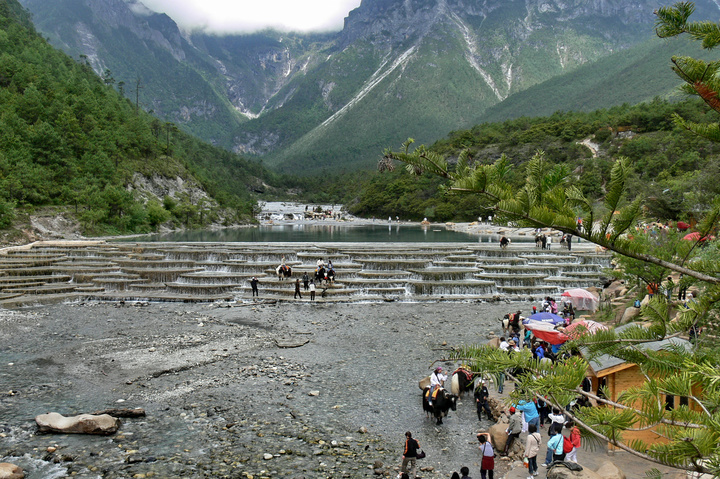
381,3 -> 720,474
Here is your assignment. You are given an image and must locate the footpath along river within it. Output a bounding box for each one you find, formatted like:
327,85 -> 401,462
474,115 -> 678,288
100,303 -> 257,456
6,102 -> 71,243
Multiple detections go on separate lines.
0,299 -> 530,478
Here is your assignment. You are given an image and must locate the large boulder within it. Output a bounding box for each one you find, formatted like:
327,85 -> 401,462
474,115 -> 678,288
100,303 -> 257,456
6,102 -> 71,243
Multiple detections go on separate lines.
547,462 -> 602,479
594,461 -> 626,479
0,463 -> 24,479
619,306 -> 641,324
488,422 -> 508,451
35,412 -> 119,435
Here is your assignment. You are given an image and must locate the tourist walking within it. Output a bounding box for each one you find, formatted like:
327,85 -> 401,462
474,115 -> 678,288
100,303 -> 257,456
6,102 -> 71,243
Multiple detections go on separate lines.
302,272 -> 309,290
401,431 -> 420,478
250,277 -> 259,297
478,433 -> 495,479
524,423 -> 541,478
294,279 -> 302,299
309,280 -> 316,300
565,420 -> 581,462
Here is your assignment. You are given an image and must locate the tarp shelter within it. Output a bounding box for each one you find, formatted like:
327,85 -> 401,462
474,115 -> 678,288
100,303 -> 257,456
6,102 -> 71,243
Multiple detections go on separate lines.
563,319 -> 607,339
683,232 -> 703,241
523,320 -> 569,345
561,288 -> 599,312
526,312 -> 565,325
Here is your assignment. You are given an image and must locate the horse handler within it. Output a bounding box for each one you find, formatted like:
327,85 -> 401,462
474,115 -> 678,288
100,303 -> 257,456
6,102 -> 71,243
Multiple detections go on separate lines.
474,381 -> 492,421
400,431 -> 420,478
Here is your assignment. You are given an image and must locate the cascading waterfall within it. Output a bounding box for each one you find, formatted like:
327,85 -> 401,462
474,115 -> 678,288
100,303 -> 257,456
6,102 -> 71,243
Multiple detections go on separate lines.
0,242 -> 611,305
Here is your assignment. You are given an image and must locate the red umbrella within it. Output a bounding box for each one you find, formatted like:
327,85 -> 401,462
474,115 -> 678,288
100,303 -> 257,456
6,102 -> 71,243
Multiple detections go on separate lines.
677,221 -> 690,231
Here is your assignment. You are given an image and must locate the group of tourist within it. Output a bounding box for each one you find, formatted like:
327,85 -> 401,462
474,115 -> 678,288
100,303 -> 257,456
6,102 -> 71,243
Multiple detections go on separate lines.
249,257 -> 340,301
400,304 -> 592,479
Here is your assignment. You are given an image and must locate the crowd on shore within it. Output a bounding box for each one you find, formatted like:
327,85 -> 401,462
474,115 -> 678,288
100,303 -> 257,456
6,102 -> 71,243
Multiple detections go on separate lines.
400,300 -> 592,479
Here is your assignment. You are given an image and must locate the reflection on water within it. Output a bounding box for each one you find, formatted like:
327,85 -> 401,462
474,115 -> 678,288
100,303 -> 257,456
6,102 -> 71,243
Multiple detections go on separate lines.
118,224 -> 483,243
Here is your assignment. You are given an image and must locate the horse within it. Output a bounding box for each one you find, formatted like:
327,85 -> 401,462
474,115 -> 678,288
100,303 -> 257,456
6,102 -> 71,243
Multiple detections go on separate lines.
422,387 -> 457,425
450,367 -> 479,397
276,264 -> 292,281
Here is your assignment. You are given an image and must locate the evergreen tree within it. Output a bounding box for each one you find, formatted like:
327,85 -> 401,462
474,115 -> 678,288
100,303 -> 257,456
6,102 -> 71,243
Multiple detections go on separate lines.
381,3 -> 720,474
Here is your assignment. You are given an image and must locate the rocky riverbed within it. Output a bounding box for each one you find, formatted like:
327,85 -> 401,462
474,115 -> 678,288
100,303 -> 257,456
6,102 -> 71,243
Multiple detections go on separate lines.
0,299 -> 530,478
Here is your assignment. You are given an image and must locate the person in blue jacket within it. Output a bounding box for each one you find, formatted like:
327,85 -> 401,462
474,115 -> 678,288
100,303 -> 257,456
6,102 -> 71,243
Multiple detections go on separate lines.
515,399 -> 540,430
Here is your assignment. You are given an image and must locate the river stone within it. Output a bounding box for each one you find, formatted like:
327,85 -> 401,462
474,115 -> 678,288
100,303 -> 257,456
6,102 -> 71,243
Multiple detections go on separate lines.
35,412 -> 120,435
486,337 -> 501,349
594,461 -> 626,479
547,462 -> 601,479
619,306 -> 641,324
0,463 -> 23,479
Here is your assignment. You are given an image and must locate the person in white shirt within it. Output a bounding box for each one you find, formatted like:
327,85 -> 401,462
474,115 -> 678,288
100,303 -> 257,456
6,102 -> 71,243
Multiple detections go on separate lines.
499,337 -> 509,351
428,367 -> 447,406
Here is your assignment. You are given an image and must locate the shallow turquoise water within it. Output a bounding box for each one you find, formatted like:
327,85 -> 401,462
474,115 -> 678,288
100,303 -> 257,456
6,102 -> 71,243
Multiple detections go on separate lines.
118,224 -> 484,243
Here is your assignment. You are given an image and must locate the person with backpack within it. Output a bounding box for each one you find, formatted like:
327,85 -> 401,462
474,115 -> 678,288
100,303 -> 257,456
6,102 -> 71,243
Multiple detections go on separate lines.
544,428 -> 566,466
565,420 -> 581,462
524,423 -> 542,478
540,407 -> 565,465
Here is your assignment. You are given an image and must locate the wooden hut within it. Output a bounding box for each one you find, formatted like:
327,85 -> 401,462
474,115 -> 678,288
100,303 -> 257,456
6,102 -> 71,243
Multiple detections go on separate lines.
585,336 -> 695,448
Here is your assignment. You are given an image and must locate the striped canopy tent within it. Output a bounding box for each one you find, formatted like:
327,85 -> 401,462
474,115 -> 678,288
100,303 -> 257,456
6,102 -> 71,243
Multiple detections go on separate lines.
523,320 -> 569,345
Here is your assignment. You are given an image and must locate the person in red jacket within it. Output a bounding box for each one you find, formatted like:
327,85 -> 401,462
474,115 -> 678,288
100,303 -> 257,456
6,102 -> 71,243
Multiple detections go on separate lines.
565,420 -> 581,462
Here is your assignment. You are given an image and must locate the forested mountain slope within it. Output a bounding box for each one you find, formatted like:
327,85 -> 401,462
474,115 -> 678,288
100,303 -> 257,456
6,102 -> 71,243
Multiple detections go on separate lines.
19,0 -> 720,174
341,99 -> 720,223
0,0 -> 286,238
